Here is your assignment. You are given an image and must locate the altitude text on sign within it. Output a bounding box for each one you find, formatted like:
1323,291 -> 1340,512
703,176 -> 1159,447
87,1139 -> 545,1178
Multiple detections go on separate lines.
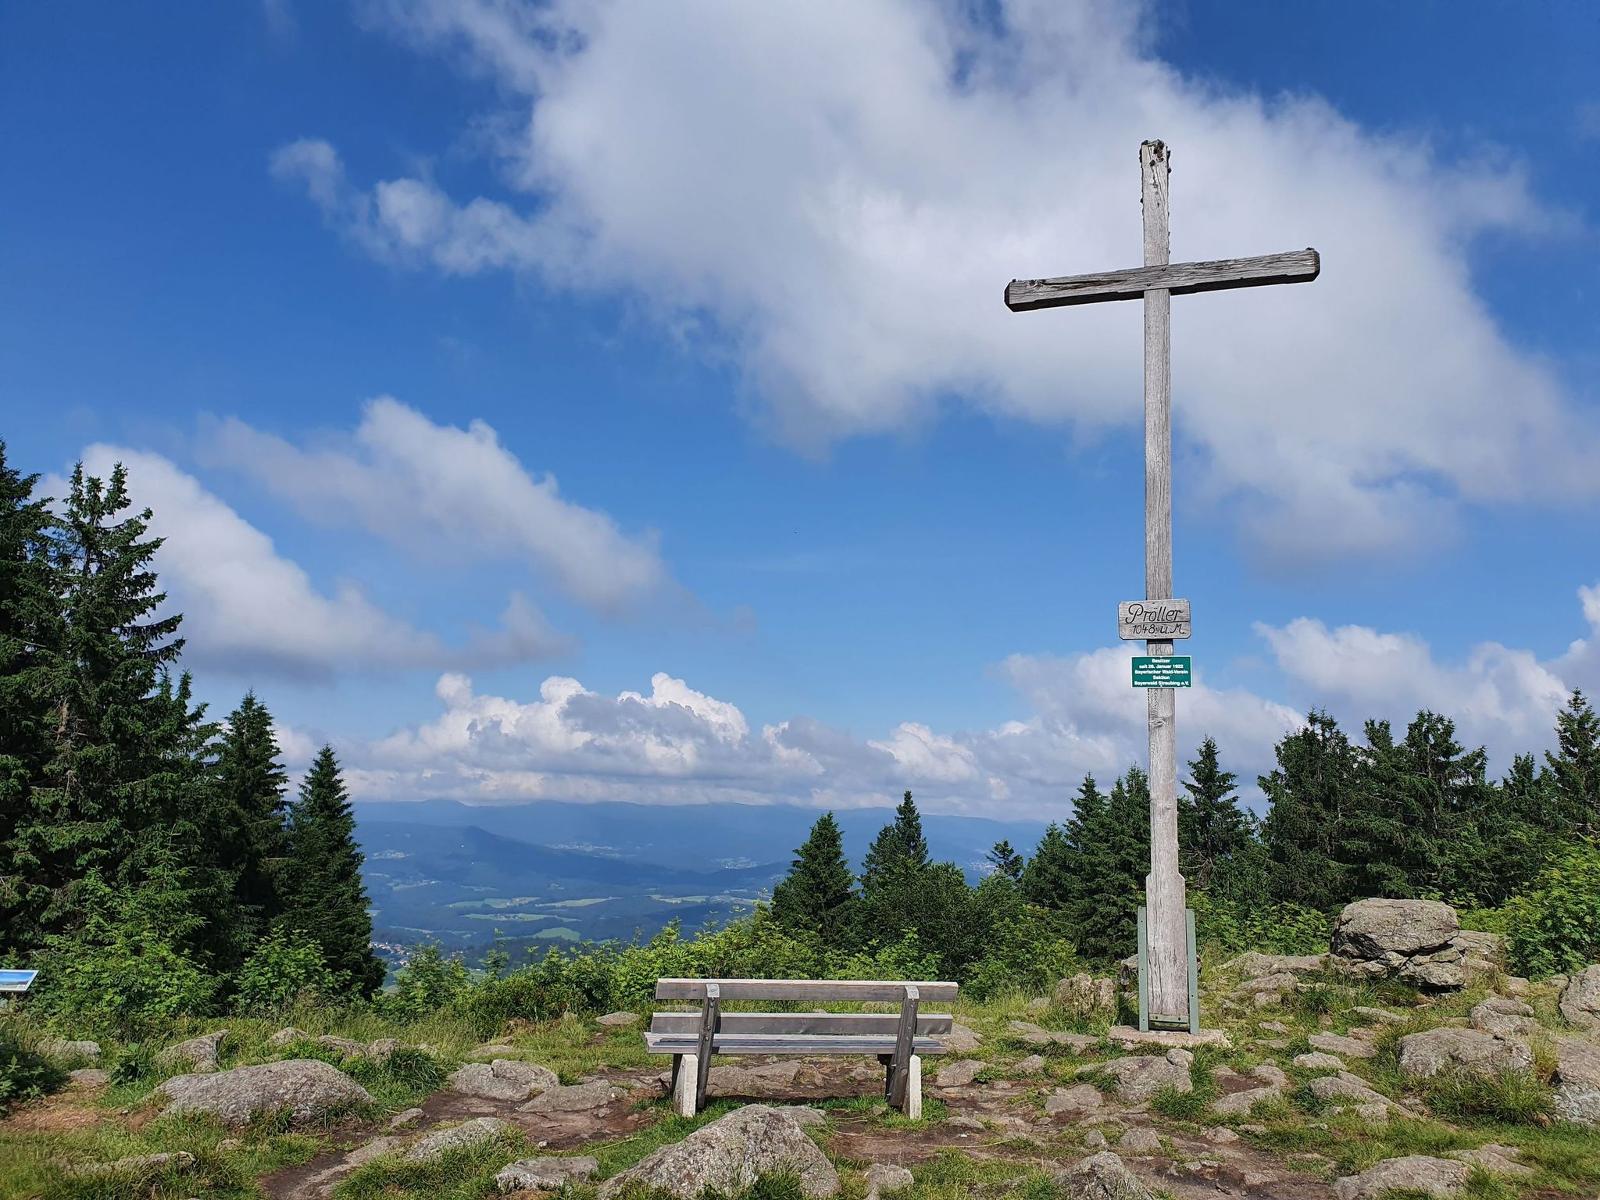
1118,599 -> 1191,641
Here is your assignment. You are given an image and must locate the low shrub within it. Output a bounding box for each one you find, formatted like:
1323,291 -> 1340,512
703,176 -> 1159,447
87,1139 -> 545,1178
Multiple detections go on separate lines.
1500,840 -> 1600,978
0,1024 -> 66,1112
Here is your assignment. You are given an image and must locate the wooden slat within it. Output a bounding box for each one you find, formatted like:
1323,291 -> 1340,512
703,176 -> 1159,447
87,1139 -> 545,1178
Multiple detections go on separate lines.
645,1032 -> 947,1056
653,978 -> 959,1003
650,1012 -> 953,1036
1004,248 -> 1319,311
888,984 -> 919,1110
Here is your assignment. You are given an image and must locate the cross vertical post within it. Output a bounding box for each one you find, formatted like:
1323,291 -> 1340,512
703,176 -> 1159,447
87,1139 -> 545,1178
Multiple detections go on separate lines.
1140,140 -> 1188,1025
1002,139 -> 1320,1033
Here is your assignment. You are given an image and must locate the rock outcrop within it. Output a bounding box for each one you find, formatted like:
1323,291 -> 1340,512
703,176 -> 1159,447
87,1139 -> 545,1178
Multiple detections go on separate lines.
1559,964 -> 1600,1029
447,1058 -> 558,1101
1552,1036 -> 1600,1126
1052,1152 -> 1156,1200
598,1105 -> 837,1199
1396,1027 -> 1533,1080
1333,1155 -> 1470,1200
157,1029 -> 227,1073
1329,900 -> 1490,990
39,1038 -> 101,1064
1084,1050 -> 1192,1103
863,1163 -> 913,1199
519,1080 -> 625,1113
404,1117 -> 516,1163
1054,973 -> 1116,1017
157,1059 -> 371,1126
494,1156 -> 600,1192
1470,998 -> 1537,1037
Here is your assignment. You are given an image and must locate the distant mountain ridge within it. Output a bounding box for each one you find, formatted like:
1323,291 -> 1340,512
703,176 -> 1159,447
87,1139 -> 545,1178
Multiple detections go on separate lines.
352,799 -> 1050,968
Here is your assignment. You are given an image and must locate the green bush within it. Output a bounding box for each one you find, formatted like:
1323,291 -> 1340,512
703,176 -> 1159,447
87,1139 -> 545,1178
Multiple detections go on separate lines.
0,1024 -> 66,1112
35,927 -> 218,1036
234,929 -> 339,1013
1191,893 -> 1331,956
1500,840 -> 1600,978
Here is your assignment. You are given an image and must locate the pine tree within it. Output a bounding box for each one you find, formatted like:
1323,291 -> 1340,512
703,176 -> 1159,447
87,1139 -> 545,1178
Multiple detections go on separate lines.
1061,767 -> 1151,962
1021,823 -> 1073,909
1548,690 -> 1600,837
770,812 -> 859,948
1179,738 -> 1253,892
0,445 -> 55,950
860,790 -> 930,895
213,692 -> 291,963
8,464 -> 187,949
986,840 -> 1025,881
1261,711 -> 1357,910
282,746 -> 383,996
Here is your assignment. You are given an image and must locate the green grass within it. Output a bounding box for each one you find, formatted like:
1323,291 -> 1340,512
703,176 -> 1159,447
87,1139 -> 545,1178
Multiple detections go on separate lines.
1423,1068 -> 1554,1125
333,1128 -> 530,1200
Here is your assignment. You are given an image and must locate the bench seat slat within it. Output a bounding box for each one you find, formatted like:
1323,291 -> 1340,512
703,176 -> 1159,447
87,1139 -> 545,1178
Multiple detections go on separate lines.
645,1032 -> 947,1056
649,1012 -> 952,1037
653,978 -> 959,1003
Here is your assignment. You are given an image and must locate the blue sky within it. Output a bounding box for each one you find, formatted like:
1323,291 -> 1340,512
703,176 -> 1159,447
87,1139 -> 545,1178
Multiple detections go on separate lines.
3,1 -> 1597,817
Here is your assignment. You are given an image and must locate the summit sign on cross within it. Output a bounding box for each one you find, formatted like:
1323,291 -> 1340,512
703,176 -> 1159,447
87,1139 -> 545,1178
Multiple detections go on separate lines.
1004,140 -> 1320,1029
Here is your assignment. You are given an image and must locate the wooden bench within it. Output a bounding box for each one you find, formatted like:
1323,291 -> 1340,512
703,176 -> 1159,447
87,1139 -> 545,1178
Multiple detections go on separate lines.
645,978 -> 959,1117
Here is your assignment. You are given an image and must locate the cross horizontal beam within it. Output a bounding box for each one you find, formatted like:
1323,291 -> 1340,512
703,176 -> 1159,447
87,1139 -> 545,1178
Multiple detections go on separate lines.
1004,248 -> 1319,312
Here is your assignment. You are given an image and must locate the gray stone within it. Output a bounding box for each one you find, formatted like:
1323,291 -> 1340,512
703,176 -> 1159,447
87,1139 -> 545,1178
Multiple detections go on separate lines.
266,1027 -> 306,1047
1203,1126 -> 1239,1144
1334,899 -> 1460,961
1354,1102 -> 1389,1123
39,1038 -> 101,1064
1470,997 -> 1537,1037
1250,1062 -> 1287,1086
386,1107 -> 425,1131
405,1117 -> 515,1163
1086,1054 -> 1191,1103
1258,1020 -> 1290,1034
1558,964 -> 1600,1029
1552,1035 -> 1600,1126
1055,973 -> 1117,1016
519,1080 -> 624,1113
157,1030 -> 227,1073
470,1042 -> 517,1058
344,1137 -> 402,1167
1084,1129 -> 1108,1148
1211,1085 -> 1280,1116
935,1058 -> 985,1088
1333,1155 -> 1469,1200
784,1106 -> 827,1128
1235,971 -> 1298,998
316,1035 -> 366,1057
365,1038 -> 400,1061
495,1156 -> 600,1192
944,1022 -> 981,1052
1396,1027 -> 1533,1080
1118,1127 -> 1161,1154
1447,1146 -> 1532,1178
706,1059 -> 826,1095
1052,1151 -> 1156,1200
597,1011 -> 640,1027
1308,1032 -> 1375,1059
864,1163 -> 914,1199
1308,1072 -> 1389,1108
1014,1054 -> 1048,1075
68,1068 -> 111,1087
1046,1084 -> 1105,1115
157,1059 -> 371,1126
447,1058 -> 558,1100
1294,1052 -> 1345,1071
599,1105 -> 837,1199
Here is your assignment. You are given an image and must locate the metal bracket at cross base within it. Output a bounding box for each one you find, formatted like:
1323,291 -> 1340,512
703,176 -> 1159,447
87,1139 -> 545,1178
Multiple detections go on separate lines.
1136,907 -> 1199,1035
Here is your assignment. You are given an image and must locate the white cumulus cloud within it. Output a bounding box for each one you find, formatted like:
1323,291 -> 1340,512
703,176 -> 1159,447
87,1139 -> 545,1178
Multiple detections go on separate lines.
203,397 -> 666,612
274,0 -> 1597,561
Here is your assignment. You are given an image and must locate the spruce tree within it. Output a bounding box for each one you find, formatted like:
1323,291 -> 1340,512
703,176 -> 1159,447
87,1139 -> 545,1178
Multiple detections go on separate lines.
1261,711 -> 1357,910
282,746 -> 383,995
770,812 -> 859,948
1178,738 -> 1253,892
1548,690 -> 1600,836
986,839 -> 1025,881
1021,823 -> 1073,909
0,444 -> 54,950
213,692 -> 291,962
860,790 -> 930,895
1065,768 -> 1152,962
9,464 -> 187,948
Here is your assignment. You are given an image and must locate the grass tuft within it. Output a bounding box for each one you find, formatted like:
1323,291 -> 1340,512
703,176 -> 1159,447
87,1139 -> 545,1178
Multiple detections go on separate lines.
1423,1068 -> 1553,1126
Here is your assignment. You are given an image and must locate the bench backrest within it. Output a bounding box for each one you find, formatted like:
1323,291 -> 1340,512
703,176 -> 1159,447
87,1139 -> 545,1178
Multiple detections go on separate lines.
653,978 -> 959,1004
649,1011 -> 953,1037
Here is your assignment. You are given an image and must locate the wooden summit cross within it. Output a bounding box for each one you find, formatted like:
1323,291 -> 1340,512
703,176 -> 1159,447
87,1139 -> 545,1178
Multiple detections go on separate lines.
1004,141 -> 1320,1029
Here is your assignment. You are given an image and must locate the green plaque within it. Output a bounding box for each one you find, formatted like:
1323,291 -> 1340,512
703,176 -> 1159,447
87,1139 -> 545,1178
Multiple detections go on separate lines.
1131,655 -> 1191,688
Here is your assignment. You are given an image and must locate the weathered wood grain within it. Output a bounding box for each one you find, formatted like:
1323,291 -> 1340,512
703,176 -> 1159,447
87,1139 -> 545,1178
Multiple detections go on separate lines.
1004,247 -> 1319,311
653,978 -> 959,1003
644,1033 -> 947,1056
649,1012 -> 953,1036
